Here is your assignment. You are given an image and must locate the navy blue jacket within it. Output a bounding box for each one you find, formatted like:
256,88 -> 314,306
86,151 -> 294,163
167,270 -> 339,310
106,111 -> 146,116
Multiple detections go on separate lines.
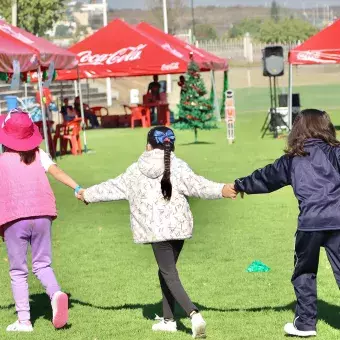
234,139 -> 340,231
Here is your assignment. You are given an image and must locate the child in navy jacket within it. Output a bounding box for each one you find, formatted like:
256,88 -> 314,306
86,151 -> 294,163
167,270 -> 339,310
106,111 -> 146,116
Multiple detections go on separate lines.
234,109 -> 340,337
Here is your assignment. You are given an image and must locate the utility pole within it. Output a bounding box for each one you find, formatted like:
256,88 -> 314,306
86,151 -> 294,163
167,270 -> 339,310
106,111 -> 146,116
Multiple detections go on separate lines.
191,0 -> 195,42
12,0 -> 17,26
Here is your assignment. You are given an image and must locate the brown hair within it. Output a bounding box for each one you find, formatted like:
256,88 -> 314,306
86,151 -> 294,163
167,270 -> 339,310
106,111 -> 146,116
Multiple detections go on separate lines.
147,127 -> 175,200
285,109 -> 340,157
3,146 -> 38,165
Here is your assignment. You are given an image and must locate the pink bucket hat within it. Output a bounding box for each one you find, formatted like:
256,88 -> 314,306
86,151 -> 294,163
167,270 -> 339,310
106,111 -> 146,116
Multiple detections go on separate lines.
0,109 -> 42,151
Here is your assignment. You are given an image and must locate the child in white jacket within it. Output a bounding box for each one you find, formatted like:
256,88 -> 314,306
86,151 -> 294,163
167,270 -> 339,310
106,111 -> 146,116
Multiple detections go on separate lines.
78,126 -> 236,338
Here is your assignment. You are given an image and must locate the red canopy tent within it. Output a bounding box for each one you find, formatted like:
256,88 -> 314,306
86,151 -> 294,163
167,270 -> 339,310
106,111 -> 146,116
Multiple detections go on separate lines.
0,33 -> 39,73
57,19 -> 193,80
0,20 -> 78,154
135,22 -> 228,71
287,19 -> 340,128
0,20 -> 77,70
289,20 -> 340,65
57,19 -> 227,81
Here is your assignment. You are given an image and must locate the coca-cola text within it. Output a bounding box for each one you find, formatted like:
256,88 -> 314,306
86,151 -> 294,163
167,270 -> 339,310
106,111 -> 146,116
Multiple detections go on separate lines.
78,44 -> 147,65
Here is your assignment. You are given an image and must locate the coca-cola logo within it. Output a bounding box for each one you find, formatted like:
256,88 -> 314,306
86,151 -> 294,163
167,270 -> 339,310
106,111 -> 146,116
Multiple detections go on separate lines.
161,43 -> 183,59
161,63 -> 179,71
78,44 -> 147,65
296,51 -> 336,63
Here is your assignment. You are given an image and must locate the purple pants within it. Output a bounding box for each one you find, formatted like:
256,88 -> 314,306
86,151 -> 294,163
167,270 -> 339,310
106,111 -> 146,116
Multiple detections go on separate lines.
4,217 -> 61,321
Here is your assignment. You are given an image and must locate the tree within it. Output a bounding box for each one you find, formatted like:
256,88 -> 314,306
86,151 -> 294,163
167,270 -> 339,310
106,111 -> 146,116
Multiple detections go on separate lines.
270,0 -> 280,22
195,23 -> 218,40
0,0 -> 66,37
259,18 -> 318,43
174,57 -> 217,143
228,18 -> 262,39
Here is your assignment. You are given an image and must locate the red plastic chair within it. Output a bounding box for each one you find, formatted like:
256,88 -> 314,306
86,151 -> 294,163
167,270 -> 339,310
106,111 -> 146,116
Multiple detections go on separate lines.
60,118 -> 82,156
124,105 -> 150,128
53,123 -> 66,155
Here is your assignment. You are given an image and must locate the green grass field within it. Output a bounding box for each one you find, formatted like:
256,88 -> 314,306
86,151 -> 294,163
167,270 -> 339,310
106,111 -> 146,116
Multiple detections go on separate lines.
1,83 -> 340,339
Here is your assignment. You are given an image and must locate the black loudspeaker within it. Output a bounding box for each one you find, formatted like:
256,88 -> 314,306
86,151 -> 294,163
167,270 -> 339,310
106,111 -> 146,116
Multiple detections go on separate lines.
263,46 -> 284,77
278,93 -> 300,107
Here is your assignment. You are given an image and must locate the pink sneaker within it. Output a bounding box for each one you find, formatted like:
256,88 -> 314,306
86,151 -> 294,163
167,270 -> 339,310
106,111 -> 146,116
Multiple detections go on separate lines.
51,291 -> 68,329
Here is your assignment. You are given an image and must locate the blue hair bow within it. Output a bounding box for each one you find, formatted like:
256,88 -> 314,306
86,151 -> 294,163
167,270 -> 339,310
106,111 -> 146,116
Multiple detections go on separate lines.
154,130 -> 176,145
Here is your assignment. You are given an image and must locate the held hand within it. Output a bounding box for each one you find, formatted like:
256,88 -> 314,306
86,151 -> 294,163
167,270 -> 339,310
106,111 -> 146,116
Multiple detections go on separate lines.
76,189 -> 88,205
76,189 -> 85,201
222,183 -> 237,199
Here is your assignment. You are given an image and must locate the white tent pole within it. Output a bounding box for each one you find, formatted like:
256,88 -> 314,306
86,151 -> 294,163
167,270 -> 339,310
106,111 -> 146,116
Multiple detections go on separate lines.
77,67 -> 88,153
288,62 -> 293,130
162,0 -> 171,93
103,0 -> 112,106
24,82 -> 28,98
74,80 -> 78,97
210,70 -> 221,122
37,66 -> 50,154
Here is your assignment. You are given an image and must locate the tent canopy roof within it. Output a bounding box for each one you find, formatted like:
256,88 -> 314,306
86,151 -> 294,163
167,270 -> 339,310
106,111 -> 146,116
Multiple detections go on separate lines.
289,19 -> 340,65
0,32 -> 40,72
136,22 -> 228,71
0,20 -> 77,71
57,19 -> 227,81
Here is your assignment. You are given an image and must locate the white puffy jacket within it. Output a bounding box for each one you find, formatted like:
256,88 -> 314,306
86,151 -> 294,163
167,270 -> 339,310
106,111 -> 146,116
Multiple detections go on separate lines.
84,149 -> 224,243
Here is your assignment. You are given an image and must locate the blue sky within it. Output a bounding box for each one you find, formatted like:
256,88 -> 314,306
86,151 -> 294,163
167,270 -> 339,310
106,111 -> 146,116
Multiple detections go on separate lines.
109,0 -> 340,10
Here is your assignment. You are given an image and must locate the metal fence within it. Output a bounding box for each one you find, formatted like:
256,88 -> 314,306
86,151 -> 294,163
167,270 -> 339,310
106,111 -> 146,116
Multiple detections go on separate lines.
195,39 -> 301,62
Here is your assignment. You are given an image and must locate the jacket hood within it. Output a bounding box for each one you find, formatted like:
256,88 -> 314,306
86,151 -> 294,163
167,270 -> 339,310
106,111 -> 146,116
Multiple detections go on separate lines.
304,138 -> 327,146
138,149 -> 174,179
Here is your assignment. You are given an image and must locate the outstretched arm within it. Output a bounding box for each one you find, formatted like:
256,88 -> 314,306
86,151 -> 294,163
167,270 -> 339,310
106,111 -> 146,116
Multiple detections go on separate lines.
48,164 -> 79,190
81,174 -> 127,203
40,149 -> 79,190
176,160 -> 235,199
234,155 -> 291,194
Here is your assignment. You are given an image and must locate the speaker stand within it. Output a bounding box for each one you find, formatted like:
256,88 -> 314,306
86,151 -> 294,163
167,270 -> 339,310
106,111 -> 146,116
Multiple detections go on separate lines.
261,76 -> 290,139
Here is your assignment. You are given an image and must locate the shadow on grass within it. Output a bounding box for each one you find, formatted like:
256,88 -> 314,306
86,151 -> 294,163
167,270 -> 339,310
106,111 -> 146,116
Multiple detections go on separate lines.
69,298 -> 340,331
1,296 -> 340,332
0,293 -> 73,329
179,142 -> 215,146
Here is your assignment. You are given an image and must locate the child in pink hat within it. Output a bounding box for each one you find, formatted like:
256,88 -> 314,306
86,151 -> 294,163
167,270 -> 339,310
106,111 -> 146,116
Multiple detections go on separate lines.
0,109 -> 82,332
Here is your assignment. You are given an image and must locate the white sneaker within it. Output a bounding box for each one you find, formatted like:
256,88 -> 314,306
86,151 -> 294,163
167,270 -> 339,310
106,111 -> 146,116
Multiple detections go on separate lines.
6,320 -> 33,332
284,323 -> 317,337
191,313 -> 206,338
51,291 -> 69,329
152,315 -> 177,332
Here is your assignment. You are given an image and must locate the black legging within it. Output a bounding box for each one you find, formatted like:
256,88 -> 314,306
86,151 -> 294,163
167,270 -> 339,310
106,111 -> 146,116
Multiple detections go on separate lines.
152,240 -> 198,319
292,230 -> 340,331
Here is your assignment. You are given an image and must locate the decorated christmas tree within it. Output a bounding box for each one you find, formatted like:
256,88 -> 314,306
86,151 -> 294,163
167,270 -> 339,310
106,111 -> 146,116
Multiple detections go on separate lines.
174,56 -> 217,143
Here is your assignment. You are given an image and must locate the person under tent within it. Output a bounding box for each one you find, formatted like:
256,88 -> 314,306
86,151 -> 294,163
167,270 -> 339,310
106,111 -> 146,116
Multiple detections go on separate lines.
60,98 -> 77,122
74,96 -> 100,128
147,75 -> 161,124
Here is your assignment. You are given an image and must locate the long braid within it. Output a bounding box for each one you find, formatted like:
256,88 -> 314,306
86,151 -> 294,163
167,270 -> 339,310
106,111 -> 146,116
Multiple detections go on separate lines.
161,141 -> 172,200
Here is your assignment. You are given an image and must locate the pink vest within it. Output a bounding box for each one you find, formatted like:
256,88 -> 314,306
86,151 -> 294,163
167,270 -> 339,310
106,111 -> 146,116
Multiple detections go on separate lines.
0,152 -> 57,226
